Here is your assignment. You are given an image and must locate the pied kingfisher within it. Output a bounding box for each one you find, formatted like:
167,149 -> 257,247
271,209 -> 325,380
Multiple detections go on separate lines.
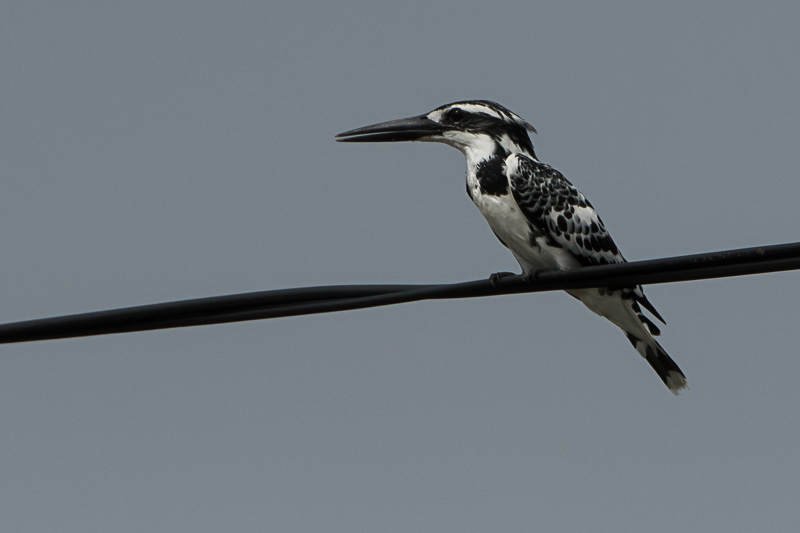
336,100 -> 687,393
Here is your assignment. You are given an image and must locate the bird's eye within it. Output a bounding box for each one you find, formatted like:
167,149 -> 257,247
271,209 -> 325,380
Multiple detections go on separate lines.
447,108 -> 464,122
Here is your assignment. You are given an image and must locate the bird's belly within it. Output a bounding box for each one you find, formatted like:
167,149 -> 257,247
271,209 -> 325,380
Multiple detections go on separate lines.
472,192 -> 529,245
471,190 -> 562,271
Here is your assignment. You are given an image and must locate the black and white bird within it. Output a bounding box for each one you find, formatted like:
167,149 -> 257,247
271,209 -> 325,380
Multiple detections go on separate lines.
336,100 -> 687,393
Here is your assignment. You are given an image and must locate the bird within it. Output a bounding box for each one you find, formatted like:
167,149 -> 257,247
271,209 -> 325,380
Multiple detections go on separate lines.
336,100 -> 687,394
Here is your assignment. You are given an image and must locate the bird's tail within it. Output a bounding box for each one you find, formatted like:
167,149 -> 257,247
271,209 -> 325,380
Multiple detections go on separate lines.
625,332 -> 687,394
569,287 -> 687,393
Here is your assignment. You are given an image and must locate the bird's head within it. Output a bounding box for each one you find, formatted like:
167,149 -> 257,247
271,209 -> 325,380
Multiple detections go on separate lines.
336,100 -> 537,163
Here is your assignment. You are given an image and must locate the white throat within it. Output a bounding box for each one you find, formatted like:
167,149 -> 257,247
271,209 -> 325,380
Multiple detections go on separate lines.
438,131 -> 498,167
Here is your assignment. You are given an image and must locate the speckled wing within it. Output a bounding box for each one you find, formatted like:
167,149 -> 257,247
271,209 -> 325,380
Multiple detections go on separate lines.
507,153 -> 666,326
507,154 -> 624,266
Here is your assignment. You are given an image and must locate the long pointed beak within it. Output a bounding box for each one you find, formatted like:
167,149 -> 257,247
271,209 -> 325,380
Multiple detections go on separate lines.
336,114 -> 443,143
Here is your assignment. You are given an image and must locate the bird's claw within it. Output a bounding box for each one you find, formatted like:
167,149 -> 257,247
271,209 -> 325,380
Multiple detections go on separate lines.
523,270 -> 541,284
489,271 -> 517,287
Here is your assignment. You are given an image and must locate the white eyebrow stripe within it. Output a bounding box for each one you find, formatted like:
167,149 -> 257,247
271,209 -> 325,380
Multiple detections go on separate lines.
453,104 -> 502,119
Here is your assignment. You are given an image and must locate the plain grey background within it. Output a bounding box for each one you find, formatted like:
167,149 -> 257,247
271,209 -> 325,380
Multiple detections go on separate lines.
2,2 -> 799,531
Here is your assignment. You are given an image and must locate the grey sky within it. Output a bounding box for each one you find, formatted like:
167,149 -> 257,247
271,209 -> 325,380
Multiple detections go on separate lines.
2,2 -> 799,532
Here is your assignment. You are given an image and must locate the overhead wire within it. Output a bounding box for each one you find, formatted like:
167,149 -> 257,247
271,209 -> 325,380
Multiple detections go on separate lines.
1,241 -> 799,344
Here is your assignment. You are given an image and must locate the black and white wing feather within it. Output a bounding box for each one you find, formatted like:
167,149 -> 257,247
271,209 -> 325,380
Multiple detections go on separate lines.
507,153 -> 623,266
507,153 -> 666,327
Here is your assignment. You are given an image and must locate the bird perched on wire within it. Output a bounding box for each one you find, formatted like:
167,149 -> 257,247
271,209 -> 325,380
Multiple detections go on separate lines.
336,100 -> 686,393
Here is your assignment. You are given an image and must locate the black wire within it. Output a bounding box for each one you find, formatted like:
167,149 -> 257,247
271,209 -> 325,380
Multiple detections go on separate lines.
1,241 -> 799,344
114,253 -> 800,332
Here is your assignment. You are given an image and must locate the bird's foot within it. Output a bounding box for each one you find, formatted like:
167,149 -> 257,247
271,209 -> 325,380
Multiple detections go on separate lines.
523,269 -> 542,284
489,271 -> 517,288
